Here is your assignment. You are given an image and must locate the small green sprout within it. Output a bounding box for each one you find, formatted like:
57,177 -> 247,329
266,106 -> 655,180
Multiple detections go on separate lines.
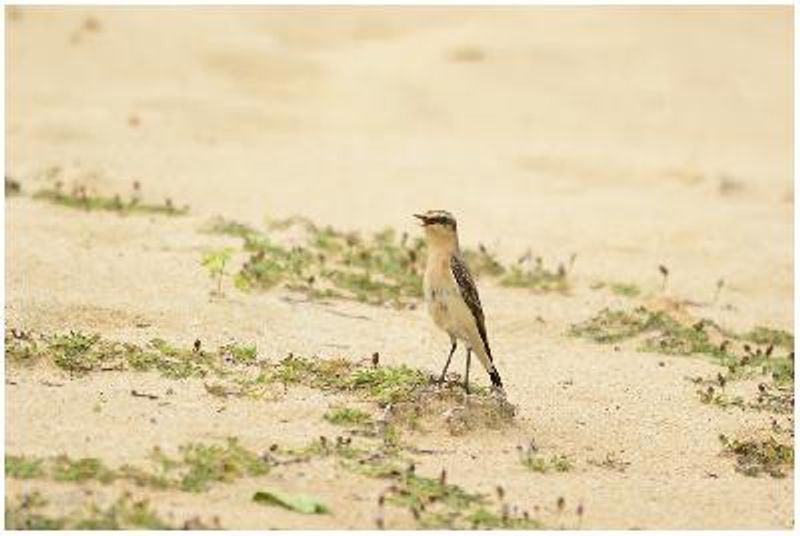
201,247 -> 235,297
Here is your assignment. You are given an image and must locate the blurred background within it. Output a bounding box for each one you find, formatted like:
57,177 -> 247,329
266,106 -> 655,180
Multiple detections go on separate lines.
6,6 -> 793,322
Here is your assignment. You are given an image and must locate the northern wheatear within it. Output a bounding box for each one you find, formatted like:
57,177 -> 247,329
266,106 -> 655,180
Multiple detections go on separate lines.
415,210 -> 504,394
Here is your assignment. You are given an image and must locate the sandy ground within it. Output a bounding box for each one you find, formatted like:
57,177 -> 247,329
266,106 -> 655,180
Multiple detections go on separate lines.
5,6 -> 793,529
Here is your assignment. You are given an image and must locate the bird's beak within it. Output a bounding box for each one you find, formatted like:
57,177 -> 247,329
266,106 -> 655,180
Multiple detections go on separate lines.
413,213 -> 428,226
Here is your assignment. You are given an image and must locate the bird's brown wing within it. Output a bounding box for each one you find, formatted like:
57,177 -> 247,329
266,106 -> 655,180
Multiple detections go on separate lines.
450,254 -> 493,362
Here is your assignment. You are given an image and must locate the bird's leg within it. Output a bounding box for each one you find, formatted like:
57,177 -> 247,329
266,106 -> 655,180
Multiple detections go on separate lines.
438,339 -> 457,384
464,348 -> 472,395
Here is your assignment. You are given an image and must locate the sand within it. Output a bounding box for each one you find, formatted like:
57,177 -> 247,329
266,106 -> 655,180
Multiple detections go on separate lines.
5,6 -> 793,529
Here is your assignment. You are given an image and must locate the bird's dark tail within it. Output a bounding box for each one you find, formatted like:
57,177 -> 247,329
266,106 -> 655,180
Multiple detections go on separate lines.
482,343 -> 503,389
488,366 -> 503,388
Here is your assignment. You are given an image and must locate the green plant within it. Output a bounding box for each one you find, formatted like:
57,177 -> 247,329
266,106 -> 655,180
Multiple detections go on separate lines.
742,326 -> 794,349
201,247 -> 235,297
221,342 -> 257,364
719,434 -> 793,478
518,444 -> 573,474
499,255 -> 570,294
6,330 -> 512,439
749,383 -> 793,414
696,386 -> 745,410
466,507 -> 543,529
324,407 -> 373,427
568,307 -> 670,344
6,438 -> 269,494
571,308 -> 795,412
201,216 -> 259,239
609,282 -> 640,297
73,494 -> 170,530
569,307 -> 732,359
5,492 -> 65,530
5,492 -> 172,530
522,455 -> 572,473
32,182 -> 188,216
5,455 -> 45,479
52,456 -> 115,483
344,365 -> 429,404
273,434 -> 539,528
204,215 -> 573,308
178,438 -> 270,492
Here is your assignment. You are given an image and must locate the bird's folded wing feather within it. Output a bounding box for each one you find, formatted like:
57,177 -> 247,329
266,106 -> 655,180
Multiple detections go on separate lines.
449,254 -> 493,361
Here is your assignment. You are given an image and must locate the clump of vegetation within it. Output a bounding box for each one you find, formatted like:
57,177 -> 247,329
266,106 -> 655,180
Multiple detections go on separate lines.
273,435 -> 542,528
690,353 -> 793,416
611,282 -> 640,297
572,307 -> 795,416
264,354 -> 357,389
71,493 -> 171,530
202,215 -> 573,307
324,406 -> 374,427
254,353 -> 434,406
6,438 -> 270,493
742,326 -> 794,350
568,307 -> 681,345
696,385 -> 745,410
5,492 -> 65,530
6,329 -> 225,379
388,468 -> 484,512
220,342 -> 257,364
9,431 -> 540,530
382,465 -> 541,529
750,383 -> 794,414
637,315 -> 728,358
591,281 -> 641,297
32,181 -> 188,216
229,219 -> 426,308
176,438 -> 270,492
719,434 -> 793,478
6,455 -> 45,479
517,442 -> 572,473
6,329 -> 512,436
717,344 -> 794,388
465,507 -> 544,530
344,365 -> 430,404
201,216 -> 259,239
6,492 -> 172,530
51,456 -> 116,483
4,329 -> 37,365
499,253 -> 572,294
272,434 -> 408,483
569,306 -> 792,367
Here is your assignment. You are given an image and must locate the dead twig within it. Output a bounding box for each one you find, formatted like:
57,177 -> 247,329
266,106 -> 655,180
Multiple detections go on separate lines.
131,389 -> 159,400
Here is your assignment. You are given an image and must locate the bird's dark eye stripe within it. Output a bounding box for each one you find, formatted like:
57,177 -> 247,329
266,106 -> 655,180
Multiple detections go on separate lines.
426,216 -> 454,226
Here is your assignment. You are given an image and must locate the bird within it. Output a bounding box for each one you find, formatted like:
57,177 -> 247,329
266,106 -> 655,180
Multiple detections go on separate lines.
414,209 -> 504,394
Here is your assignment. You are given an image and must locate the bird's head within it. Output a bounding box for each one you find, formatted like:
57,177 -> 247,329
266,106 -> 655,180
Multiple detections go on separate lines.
414,210 -> 458,246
